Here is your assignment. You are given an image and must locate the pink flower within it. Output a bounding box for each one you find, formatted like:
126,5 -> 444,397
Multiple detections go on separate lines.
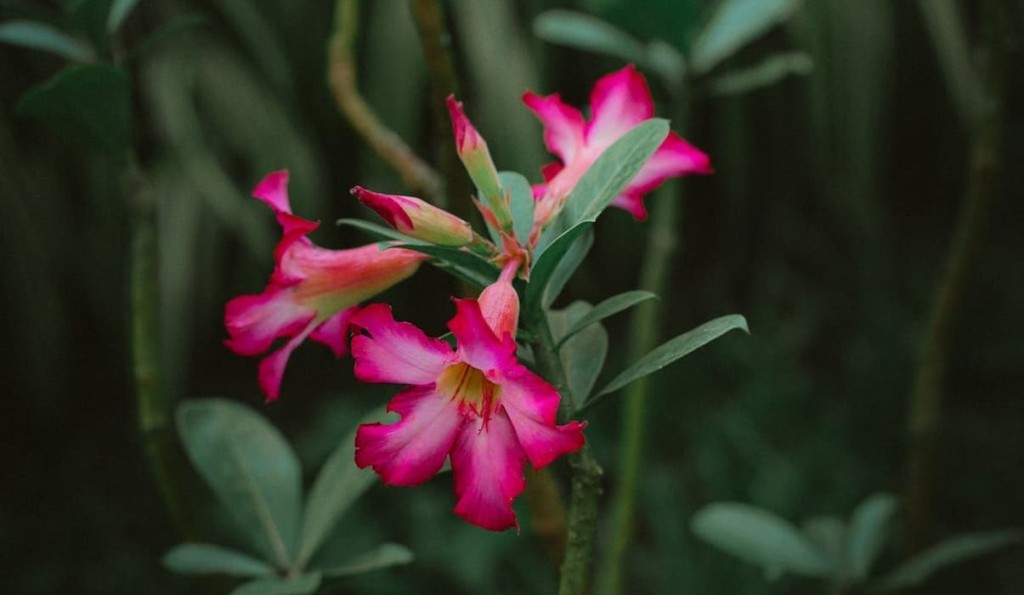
350,186 -> 477,247
524,64 -> 712,223
224,171 -> 427,401
351,262 -> 585,531
445,96 -> 514,232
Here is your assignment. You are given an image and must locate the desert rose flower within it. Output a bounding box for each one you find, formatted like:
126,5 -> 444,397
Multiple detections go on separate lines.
351,261 -> 584,530
524,64 -> 712,224
350,186 -> 479,248
224,171 -> 427,401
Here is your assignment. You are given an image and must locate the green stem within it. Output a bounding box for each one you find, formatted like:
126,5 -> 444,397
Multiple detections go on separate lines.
597,182 -> 680,595
528,311 -> 603,595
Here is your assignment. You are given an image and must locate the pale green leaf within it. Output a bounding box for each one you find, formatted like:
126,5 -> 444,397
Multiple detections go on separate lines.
162,543 -> 274,578
231,572 -> 322,595
107,0 -> 141,33
542,227 -> 593,309
705,51 -> 813,96
692,503 -> 832,578
556,290 -> 658,348
0,20 -> 95,62
593,314 -> 748,402
801,516 -> 846,579
548,302 -> 608,408
499,171 -> 535,246
533,10 -> 647,64
177,399 -> 302,568
871,530 -> 1021,592
847,492 -> 897,581
563,119 -> 669,225
690,0 -> 801,75
323,543 -> 414,577
525,221 -> 593,314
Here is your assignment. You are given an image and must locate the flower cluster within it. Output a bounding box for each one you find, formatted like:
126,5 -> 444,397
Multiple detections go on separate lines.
224,66 -> 710,530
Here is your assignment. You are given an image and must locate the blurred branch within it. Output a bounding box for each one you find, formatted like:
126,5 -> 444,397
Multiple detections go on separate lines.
905,0 -> 1010,553
408,0 -> 474,221
327,0 -> 445,205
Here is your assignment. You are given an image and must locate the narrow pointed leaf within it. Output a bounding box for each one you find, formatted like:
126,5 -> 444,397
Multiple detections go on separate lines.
533,10 -> 647,64
525,221 -> 593,313
593,314 -> 748,402
556,290 -> 658,348
499,171 -> 535,246
297,408 -> 384,566
870,530 -> 1021,592
323,543 -> 414,577
0,20 -> 95,62
705,51 -> 813,96
847,492 -> 898,581
690,0 -> 801,75
163,543 -> 275,578
542,227 -> 593,309
177,399 -> 302,568
337,218 -> 422,244
801,516 -> 846,579
231,573 -> 322,595
107,0 -> 141,33
548,302 -> 608,408
692,503 -> 832,578
563,119 -> 669,225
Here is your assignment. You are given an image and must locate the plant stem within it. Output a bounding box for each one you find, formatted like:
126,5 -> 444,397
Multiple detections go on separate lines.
529,312 -> 603,595
905,0 -> 1008,552
597,182 -> 680,595
327,0 -> 445,205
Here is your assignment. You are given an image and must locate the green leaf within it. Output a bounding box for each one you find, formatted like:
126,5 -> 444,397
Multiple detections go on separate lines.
231,573 -> 322,595
500,171 -> 535,246
548,302 -> 608,408
533,10 -> 648,64
106,0 -> 141,33
397,244 -> 499,289
542,227 -> 593,309
690,0 -> 801,75
692,503 -> 832,578
556,290 -> 658,348
563,119 -> 670,225
525,221 -> 593,314
162,543 -> 275,578
846,492 -> 897,581
337,218 -> 420,244
177,399 -> 302,569
801,516 -> 846,579
870,530 -> 1021,592
16,64 -> 131,151
593,314 -> 748,401
704,51 -> 813,96
129,13 -> 209,60
323,543 -> 414,577
0,20 -> 95,61
297,408 -> 383,567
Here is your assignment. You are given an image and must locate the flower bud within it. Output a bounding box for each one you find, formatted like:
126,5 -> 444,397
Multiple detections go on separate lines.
351,186 -> 476,247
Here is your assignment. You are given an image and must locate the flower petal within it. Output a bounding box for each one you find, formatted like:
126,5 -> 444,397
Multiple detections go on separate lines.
609,133 -> 713,220
451,409 -> 526,531
500,365 -> 586,468
522,91 -> 586,163
350,303 -> 453,385
448,298 -> 516,374
355,385 -> 464,485
257,318 -> 318,401
585,65 -> 654,147
224,288 -> 316,356
309,306 -> 358,358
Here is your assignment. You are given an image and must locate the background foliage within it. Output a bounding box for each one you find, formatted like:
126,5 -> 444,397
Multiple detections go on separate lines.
1,0 -> 1021,593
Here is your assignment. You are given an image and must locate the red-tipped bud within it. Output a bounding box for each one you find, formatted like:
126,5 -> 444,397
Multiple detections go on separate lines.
478,258 -> 521,339
352,186 -> 475,247
446,96 -> 514,232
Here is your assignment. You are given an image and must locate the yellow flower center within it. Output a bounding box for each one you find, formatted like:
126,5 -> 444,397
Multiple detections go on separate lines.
437,362 -> 500,417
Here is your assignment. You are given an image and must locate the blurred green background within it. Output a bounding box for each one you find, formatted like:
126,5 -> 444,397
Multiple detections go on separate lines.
1,0 -> 1021,593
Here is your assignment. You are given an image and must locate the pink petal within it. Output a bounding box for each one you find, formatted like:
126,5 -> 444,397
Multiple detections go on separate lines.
309,306 -> 358,358
355,385 -> 465,485
585,65 -> 655,148
252,170 -> 318,241
499,365 -> 586,468
609,133 -> 713,220
522,91 -> 586,163
609,192 -> 650,220
224,288 -> 316,356
350,303 -> 453,385
450,409 -> 526,531
257,318 -> 318,402
448,299 -> 516,375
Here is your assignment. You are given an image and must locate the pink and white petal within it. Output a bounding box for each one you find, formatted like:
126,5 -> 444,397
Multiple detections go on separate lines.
522,92 -> 586,163
627,132 -> 712,194
585,65 -> 655,147
309,306 -> 358,358
224,288 -> 316,356
609,192 -> 649,220
451,410 -> 526,531
448,299 -> 516,374
256,318 -> 318,401
355,385 -> 464,485
350,303 -> 453,385
499,366 -> 586,468
252,170 -> 320,240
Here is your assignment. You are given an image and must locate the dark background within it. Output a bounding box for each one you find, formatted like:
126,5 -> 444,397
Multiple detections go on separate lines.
1,0 -> 1022,593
